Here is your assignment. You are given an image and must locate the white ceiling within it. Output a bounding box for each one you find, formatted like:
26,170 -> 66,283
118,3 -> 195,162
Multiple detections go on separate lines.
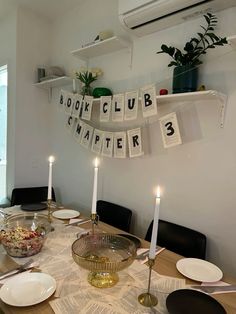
0,0 -> 84,21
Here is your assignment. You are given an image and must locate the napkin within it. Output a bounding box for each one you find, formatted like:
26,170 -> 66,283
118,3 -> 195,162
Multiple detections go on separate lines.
201,281 -> 236,294
137,247 -> 166,264
0,261 -> 39,285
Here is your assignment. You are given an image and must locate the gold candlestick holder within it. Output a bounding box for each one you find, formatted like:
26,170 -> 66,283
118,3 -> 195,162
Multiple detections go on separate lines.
47,199 -> 53,223
90,213 -> 99,235
138,257 -> 158,307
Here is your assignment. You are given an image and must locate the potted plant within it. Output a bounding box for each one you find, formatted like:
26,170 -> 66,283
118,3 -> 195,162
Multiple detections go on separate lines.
75,67 -> 103,96
157,13 -> 228,94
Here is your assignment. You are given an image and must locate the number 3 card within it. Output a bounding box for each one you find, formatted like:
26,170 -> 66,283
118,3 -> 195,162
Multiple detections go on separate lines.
159,112 -> 182,148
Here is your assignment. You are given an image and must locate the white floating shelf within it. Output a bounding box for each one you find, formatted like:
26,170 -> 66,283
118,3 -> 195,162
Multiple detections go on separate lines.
33,76 -> 72,89
71,36 -> 132,59
93,90 -> 227,127
156,90 -> 226,104
33,76 -> 72,102
227,35 -> 236,47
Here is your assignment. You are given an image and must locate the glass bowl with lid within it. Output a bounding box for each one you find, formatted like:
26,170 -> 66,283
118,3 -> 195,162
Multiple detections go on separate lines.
0,213 -> 51,257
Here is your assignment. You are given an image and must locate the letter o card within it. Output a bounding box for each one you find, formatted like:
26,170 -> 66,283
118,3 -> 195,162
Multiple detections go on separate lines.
100,96 -> 112,122
140,85 -> 157,118
72,94 -> 83,118
159,112 -> 182,148
65,93 -> 74,115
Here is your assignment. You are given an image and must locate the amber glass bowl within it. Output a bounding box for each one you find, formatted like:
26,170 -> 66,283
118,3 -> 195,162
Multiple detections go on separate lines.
72,233 -> 136,288
0,213 -> 51,257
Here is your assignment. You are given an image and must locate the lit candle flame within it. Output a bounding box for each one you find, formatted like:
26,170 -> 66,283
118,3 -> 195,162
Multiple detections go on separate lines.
94,157 -> 99,168
48,155 -> 55,163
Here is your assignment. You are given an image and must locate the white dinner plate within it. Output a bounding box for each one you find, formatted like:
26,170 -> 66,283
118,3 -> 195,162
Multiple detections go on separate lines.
52,209 -> 80,219
0,272 -> 56,307
176,258 -> 223,282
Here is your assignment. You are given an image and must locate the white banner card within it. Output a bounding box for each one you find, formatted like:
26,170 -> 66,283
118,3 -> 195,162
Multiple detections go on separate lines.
127,128 -> 143,158
101,132 -> 114,157
80,123 -> 94,149
159,112 -> 182,148
100,96 -> 112,122
91,129 -> 104,155
112,94 -> 124,122
140,84 -> 157,118
124,90 -> 139,121
72,94 -> 83,118
65,93 -> 74,115
114,132 -> 126,158
73,119 -> 84,143
59,89 -> 67,109
66,115 -> 75,132
81,96 -> 93,121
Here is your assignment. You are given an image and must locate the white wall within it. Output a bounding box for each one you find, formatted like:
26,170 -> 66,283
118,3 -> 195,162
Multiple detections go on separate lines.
49,0 -> 236,276
13,7 -> 52,188
0,6 -> 53,202
0,9 -> 17,198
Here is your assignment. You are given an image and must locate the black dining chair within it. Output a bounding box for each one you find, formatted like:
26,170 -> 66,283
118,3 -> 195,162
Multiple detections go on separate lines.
96,200 -> 132,232
10,186 -> 56,206
145,219 -> 207,259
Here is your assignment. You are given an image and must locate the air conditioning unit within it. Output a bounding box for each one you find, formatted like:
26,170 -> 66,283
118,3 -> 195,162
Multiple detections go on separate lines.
119,0 -> 236,37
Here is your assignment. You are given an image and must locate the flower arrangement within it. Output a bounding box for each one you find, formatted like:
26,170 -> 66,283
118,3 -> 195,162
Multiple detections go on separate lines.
75,67 -> 103,96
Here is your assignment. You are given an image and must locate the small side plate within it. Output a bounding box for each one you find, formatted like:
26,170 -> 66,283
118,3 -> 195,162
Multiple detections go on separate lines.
176,258 -> 223,282
52,209 -> 80,219
0,272 -> 56,307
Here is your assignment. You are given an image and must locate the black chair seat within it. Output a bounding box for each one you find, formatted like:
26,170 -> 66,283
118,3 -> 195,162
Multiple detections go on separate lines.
10,186 -> 56,206
145,219 -> 206,259
96,200 -> 132,232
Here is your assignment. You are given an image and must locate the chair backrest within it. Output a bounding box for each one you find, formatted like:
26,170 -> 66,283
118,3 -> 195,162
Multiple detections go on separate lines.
10,186 -> 56,206
96,200 -> 132,232
145,219 -> 206,259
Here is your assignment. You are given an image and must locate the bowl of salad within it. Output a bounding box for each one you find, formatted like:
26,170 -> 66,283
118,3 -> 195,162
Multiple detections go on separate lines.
0,213 -> 51,257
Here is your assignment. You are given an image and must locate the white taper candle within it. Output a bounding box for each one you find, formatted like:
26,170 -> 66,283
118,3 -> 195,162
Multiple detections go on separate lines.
149,186 -> 161,259
47,156 -> 55,200
91,158 -> 99,214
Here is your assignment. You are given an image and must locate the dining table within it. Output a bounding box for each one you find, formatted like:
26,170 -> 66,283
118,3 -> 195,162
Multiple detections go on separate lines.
0,207 -> 235,314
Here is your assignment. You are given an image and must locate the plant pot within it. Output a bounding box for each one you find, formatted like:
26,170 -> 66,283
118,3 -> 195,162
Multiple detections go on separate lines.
81,85 -> 93,96
172,65 -> 198,94
92,87 -> 112,98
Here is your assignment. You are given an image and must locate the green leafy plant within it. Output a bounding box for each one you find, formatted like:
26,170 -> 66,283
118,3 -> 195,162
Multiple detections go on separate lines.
157,13 -> 228,67
75,67 -> 103,86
